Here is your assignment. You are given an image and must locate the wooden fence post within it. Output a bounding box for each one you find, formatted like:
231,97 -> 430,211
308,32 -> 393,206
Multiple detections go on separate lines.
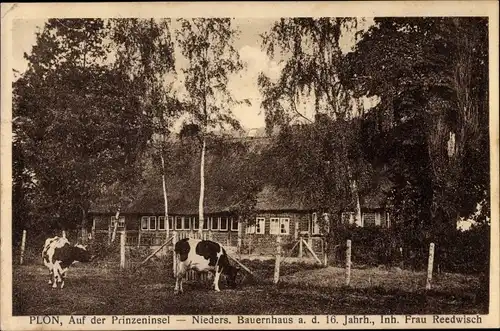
346,239 -> 352,286
294,220 -> 299,240
166,216 -> 170,243
298,237 -> 303,259
172,231 -> 178,277
81,227 -> 87,244
426,243 -> 435,290
20,230 -> 27,265
108,223 -> 112,246
237,221 -> 242,254
120,231 -> 126,269
111,221 -> 118,243
137,227 -> 141,248
323,238 -> 328,267
92,218 -> 96,239
274,235 -> 281,284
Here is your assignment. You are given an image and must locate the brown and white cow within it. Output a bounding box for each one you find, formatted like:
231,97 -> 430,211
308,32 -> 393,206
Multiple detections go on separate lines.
42,236 -> 93,289
174,238 -> 239,294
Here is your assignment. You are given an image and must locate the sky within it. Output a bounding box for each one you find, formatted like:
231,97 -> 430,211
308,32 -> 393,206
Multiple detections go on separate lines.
11,18 -> 374,131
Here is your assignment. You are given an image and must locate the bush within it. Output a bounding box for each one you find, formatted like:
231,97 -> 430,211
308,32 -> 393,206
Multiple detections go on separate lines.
327,223 -> 490,275
328,225 -> 403,268
434,223 -> 490,275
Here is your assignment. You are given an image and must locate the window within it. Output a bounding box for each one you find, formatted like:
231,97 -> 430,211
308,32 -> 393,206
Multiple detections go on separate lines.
246,217 -> 265,234
193,217 -> 199,230
246,223 -> 255,234
271,218 -> 290,235
158,216 -> 173,231
363,213 -> 376,227
158,216 -> 166,230
322,213 -> 330,233
203,217 -> 210,230
280,218 -> 290,235
212,217 -> 220,230
341,212 -> 355,225
183,217 -> 191,230
311,213 -> 320,235
149,216 -> 157,230
140,216 -> 157,230
270,218 -> 280,234
220,217 -> 228,231
175,216 -> 183,230
111,216 -> 125,229
256,218 -> 265,234
231,218 -> 239,231
141,216 -> 148,230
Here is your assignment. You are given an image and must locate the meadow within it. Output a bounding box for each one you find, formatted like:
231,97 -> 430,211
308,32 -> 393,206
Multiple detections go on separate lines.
12,260 -> 488,316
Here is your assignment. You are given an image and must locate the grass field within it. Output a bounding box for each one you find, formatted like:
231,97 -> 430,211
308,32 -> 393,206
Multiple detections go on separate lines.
12,262 -> 488,316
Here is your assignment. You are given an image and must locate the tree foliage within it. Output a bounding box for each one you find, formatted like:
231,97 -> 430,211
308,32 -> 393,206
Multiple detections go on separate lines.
110,18 -> 181,232
176,18 -> 247,132
12,19 -> 151,233
258,18 -> 369,227
175,18 -> 246,228
342,17 -> 490,235
110,18 -> 180,146
259,18 -> 360,129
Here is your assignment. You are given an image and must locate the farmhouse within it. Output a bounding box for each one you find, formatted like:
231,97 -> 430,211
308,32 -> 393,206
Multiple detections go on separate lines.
89,127 -> 393,257
89,183 -> 392,257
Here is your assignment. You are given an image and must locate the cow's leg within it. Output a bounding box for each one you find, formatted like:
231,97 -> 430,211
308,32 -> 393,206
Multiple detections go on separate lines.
44,260 -> 53,285
48,269 -> 53,285
60,268 -> 68,289
52,269 -> 59,288
213,266 -> 222,292
174,262 -> 186,294
52,262 -> 62,289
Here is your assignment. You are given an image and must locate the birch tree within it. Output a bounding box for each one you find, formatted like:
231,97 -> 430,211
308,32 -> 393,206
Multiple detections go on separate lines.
176,18 -> 246,235
111,18 -> 179,239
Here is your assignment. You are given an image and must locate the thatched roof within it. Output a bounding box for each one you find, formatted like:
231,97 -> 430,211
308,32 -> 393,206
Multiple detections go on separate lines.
254,185 -> 313,211
91,184 -> 315,215
90,128 -> 393,215
90,182 -> 389,215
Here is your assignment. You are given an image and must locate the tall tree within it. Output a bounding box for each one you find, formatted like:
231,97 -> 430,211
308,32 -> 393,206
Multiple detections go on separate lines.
13,19 -> 150,239
110,18 -> 179,239
259,18 -> 366,224
342,17 -> 489,236
176,18 -> 246,235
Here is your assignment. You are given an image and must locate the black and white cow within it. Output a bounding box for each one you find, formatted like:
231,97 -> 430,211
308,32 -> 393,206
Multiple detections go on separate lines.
174,238 -> 239,294
42,236 -> 92,289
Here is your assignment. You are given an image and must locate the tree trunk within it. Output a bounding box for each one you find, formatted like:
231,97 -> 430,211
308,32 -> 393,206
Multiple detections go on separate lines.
198,137 -> 206,236
353,179 -> 362,226
346,161 -> 362,226
111,208 -> 120,243
81,207 -> 88,244
161,152 -> 170,239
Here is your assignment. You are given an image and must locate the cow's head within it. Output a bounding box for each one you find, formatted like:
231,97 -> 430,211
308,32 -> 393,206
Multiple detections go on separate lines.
224,265 -> 240,288
73,244 -> 93,262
